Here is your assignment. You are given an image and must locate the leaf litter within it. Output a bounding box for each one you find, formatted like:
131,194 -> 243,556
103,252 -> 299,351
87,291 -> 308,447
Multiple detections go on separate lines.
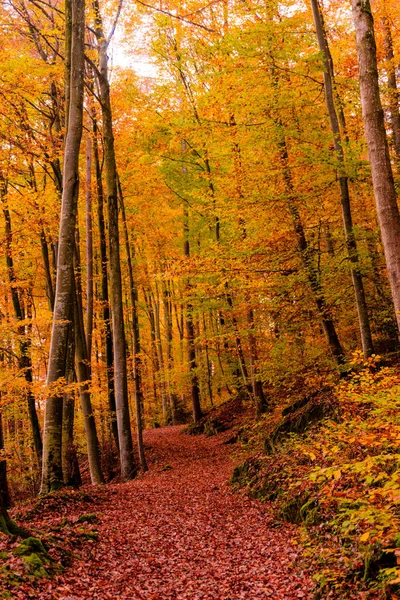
3,426 -> 313,599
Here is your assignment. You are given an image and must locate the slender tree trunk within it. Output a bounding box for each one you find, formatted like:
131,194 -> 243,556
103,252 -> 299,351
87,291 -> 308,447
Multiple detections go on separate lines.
162,281 -> 176,423
351,0 -> 400,336
0,408 -> 10,510
0,184 -> 42,465
280,135 -> 345,364
40,228 -> 55,311
183,199 -> 202,422
94,0 -> 136,480
118,179 -> 148,472
61,322 -> 81,487
85,133 -> 94,361
92,111 -> 118,452
143,288 -> 166,421
0,409 -> 19,535
73,273 -> 104,485
41,0 -> 85,493
311,0 -> 374,357
247,308 -> 267,415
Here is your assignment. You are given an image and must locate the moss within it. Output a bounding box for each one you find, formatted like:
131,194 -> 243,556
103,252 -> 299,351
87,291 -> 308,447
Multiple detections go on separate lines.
82,530 -> 98,541
204,419 -> 224,437
299,498 -> 320,526
279,494 -> 316,524
13,538 -> 48,558
231,462 -> 252,486
77,513 -> 98,524
0,513 -> 25,537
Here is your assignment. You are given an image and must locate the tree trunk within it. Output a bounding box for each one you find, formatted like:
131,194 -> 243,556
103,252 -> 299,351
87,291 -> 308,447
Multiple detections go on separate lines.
85,133 -> 94,361
351,0 -> 400,336
118,179 -> 148,472
0,183 -> 43,465
311,0 -> 374,358
61,323 -> 82,487
183,200 -> 202,422
41,0 -> 85,493
247,308 -> 267,416
382,12 -> 400,161
72,273 -> 104,485
92,111 -> 118,452
93,0 -> 136,480
162,281 -> 177,423
280,135 -> 345,364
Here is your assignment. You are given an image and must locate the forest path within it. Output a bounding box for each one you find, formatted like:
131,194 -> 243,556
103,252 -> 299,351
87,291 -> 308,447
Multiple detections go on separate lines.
38,426 -> 312,599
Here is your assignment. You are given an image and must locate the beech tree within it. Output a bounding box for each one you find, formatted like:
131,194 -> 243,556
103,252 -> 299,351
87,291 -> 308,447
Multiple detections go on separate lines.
41,0 -> 88,492
92,0 -> 137,480
351,0 -> 400,335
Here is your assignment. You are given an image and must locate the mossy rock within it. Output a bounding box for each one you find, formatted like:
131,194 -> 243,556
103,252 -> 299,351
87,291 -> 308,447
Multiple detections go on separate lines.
12,537 -> 54,578
13,537 -> 48,558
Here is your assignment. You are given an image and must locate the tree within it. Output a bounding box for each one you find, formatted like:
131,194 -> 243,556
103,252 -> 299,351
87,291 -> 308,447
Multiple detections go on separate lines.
92,0 -> 137,481
41,0 -> 86,492
310,0 -> 373,357
351,0 -> 400,336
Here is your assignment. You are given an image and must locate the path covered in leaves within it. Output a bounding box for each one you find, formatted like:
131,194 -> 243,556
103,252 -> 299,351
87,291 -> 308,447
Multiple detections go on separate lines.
29,427 -> 312,599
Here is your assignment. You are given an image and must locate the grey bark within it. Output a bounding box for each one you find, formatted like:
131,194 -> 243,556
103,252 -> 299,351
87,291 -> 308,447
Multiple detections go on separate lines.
351,0 -> 400,335
92,111 -> 118,451
41,0 -> 85,493
93,0 -> 136,480
118,179 -> 148,472
382,13 -> 400,160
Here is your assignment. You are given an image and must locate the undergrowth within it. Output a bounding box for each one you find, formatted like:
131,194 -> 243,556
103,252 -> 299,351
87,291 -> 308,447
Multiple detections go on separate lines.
232,352 -> 400,599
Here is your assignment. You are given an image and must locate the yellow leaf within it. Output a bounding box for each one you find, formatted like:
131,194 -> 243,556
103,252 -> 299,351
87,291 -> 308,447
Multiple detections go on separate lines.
360,531 -> 370,542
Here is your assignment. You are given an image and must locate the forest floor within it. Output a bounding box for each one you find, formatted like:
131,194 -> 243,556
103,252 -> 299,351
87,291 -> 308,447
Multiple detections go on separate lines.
3,425 -> 314,600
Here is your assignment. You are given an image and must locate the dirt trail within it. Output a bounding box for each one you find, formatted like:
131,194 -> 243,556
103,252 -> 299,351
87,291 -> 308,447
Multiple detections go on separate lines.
32,426 -> 312,599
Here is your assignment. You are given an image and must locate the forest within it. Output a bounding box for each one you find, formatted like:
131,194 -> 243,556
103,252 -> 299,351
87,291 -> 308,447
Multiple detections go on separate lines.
1,0 -> 400,598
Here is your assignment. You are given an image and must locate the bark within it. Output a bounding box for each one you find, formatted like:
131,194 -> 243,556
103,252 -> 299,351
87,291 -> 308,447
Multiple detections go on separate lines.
0,409 -> 10,510
118,179 -> 148,472
163,281 -> 177,421
382,13 -> 400,160
73,273 -> 104,485
351,0 -> 400,336
85,133 -> 94,361
183,200 -> 202,422
201,313 -> 214,407
311,0 -> 374,357
41,0 -> 85,493
40,228 -> 55,311
143,287 -> 167,422
93,0 -> 136,480
0,402 -> 23,536
247,308 -> 267,416
280,136 -> 345,364
92,111 -> 118,452
61,323 -> 81,487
